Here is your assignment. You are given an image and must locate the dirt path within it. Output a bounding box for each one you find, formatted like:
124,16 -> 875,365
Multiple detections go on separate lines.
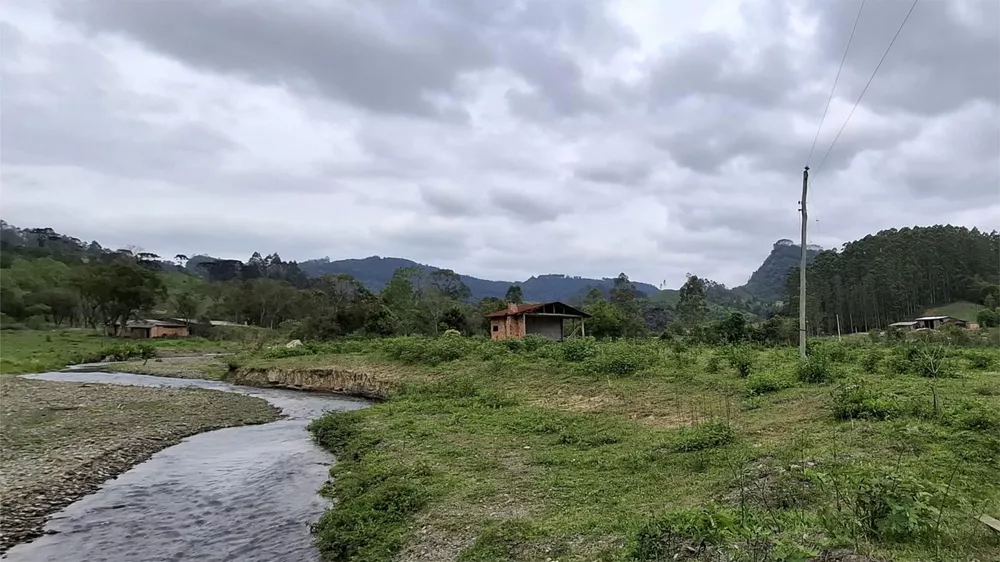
0,376 -> 280,552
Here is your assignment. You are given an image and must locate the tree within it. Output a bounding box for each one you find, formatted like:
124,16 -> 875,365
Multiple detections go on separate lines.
677,274 -> 709,327
174,254 -> 190,268
609,273 -> 646,337
74,259 -> 166,334
505,285 -> 524,304
174,290 -> 202,323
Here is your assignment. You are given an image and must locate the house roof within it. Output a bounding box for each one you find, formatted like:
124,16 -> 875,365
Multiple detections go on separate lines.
484,301 -> 591,319
915,316 -> 953,321
125,319 -> 189,328
889,321 -> 918,326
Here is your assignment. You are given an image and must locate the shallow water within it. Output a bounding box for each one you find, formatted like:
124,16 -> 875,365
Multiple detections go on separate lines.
3,371 -> 369,562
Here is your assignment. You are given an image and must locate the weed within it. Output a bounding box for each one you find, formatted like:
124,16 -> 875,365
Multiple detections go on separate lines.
670,420 -> 734,452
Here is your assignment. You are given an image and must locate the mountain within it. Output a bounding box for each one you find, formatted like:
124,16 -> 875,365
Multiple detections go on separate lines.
737,239 -> 821,302
298,256 -> 661,302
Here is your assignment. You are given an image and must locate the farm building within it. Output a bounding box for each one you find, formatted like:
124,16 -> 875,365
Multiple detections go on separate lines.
889,316 -> 968,331
485,302 -> 591,341
913,316 -> 968,329
120,319 -> 190,339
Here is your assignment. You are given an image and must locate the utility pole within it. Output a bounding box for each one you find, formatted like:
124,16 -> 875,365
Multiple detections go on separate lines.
799,166 -> 809,360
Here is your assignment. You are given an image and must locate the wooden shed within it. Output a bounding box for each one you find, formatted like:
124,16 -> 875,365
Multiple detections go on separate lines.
485,302 -> 591,341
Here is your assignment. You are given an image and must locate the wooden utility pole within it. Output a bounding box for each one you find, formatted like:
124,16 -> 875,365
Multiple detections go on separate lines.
799,166 -> 809,360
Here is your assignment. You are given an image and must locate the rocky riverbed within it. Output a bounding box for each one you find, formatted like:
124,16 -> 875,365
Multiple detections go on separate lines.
0,376 -> 280,553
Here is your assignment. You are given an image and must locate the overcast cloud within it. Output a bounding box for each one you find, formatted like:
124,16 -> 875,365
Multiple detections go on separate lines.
2,0 -> 998,288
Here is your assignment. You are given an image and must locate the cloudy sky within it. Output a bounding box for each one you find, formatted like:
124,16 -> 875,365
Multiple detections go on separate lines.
2,0 -> 998,288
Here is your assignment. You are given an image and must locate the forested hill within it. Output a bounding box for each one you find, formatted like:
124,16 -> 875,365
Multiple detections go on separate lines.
298,256 -> 661,301
790,225 -> 1000,334
737,239 -> 821,302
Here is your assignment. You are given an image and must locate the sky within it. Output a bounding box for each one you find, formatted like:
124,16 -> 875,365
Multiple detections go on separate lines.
2,0 -> 998,288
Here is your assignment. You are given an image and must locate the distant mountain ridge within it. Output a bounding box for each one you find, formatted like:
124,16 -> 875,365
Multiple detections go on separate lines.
736,239 -> 821,302
1,220 -> 808,306
298,256 -> 662,302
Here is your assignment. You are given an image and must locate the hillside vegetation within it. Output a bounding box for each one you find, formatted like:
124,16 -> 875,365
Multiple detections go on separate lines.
739,239 -> 821,302
922,301 -> 986,323
792,226 -> 999,335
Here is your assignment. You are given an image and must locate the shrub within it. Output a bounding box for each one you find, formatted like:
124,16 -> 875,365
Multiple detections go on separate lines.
848,471 -> 949,542
860,349 -> 882,373
704,354 -> 722,374
725,345 -> 754,378
797,354 -> 833,383
830,380 -> 900,421
630,505 -> 736,560
670,420 -> 734,452
384,336 -> 480,366
746,372 -> 791,395
442,329 -> 461,337
580,342 -> 656,377
965,351 -> 996,370
520,334 -> 550,352
561,337 -> 598,362
948,402 -> 1000,432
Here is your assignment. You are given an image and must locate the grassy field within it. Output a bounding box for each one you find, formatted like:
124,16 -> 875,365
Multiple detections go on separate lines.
257,334 -> 1000,562
0,329 -> 237,375
921,302 -> 986,323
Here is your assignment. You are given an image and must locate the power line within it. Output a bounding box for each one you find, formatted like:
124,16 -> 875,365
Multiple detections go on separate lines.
806,0 -> 867,167
813,0 -> 920,178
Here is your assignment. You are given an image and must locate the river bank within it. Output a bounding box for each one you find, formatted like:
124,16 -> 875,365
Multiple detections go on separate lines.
0,376 -> 280,553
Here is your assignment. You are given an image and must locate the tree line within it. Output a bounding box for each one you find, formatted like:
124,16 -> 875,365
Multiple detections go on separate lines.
785,225 -> 1000,334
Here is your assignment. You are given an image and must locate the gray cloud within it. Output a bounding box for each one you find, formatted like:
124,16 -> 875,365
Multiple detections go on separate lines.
574,161 -> 652,186
489,190 -> 560,224
1,0 -> 997,289
807,0 -> 1000,116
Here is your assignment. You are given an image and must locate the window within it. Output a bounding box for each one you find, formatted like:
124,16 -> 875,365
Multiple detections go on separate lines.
492,325 -> 499,332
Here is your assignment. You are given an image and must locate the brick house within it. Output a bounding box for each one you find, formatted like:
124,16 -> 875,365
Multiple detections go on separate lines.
485,302 -> 591,341
120,319 -> 191,339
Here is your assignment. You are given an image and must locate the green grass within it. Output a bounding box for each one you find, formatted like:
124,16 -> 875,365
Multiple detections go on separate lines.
0,329 -> 234,375
292,336 -> 1000,561
922,301 -> 986,322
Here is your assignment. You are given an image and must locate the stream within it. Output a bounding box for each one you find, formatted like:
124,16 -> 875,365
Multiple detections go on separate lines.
3,371 -> 370,562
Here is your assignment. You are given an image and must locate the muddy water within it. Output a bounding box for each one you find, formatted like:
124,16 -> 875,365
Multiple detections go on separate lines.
3,371 -> 369,562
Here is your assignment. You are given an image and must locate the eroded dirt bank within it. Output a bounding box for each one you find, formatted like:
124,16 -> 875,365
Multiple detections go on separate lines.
228,366 -> 391,399
0,376 -> 280,553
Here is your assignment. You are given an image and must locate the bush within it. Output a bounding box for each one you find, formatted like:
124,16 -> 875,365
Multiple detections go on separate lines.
670,420 -> 734,452
848,471 -> 950,542
580,341 -> 656,377
704,354 -> 722,374
965,351 -> 996,370
725,345 -> 754,378
830,380 -> 900,421
860,349 -> 882,373
746,372 -> 791,395
797,354 -> 833,383
630,505 -> 736,560
561,337 -> 598,362
384,336 -> 481,366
